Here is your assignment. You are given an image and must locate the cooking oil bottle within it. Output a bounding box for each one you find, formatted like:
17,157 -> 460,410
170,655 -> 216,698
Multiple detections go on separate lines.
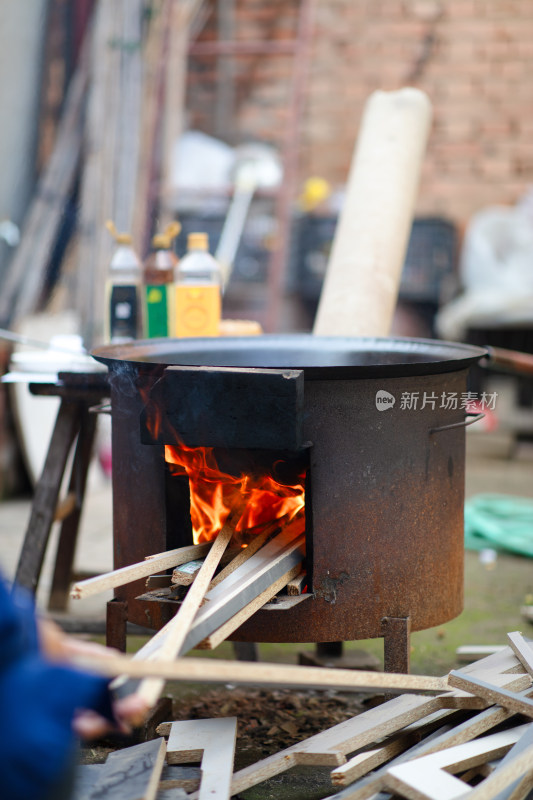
143,221 -> 181,338
105,220 -> 143,342
174,232 -> 222,337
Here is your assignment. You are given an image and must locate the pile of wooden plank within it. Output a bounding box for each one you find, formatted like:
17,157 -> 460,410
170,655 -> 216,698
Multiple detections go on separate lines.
74,633 -> 533,800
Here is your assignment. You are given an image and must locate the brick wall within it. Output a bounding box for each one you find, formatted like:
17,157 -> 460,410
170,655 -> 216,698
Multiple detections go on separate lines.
187,0 -> 533,226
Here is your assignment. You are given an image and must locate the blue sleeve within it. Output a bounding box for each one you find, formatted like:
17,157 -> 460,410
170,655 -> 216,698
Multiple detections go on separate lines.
0,574 -> 115,800
0,655 -> 113,800
0,576 -> 40,669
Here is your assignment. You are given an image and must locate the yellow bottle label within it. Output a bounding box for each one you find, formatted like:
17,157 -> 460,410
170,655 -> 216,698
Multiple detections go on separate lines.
174,284 -> 221,337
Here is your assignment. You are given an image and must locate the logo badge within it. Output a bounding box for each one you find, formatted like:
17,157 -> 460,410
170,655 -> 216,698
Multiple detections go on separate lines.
375,390 -> 396,411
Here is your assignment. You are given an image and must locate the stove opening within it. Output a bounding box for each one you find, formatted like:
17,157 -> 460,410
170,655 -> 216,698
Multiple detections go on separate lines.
163,445 -> 311,588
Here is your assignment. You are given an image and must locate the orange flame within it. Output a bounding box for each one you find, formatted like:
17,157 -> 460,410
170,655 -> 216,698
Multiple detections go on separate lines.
165,443 -> 305,544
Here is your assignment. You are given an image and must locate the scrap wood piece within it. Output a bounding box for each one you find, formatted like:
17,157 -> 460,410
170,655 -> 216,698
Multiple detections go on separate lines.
180,526 -> 306,653
507,631 -> 533,677
472,722 -> 533,800
196,562 -> 302,649
385,723 -> 530,800
330,709 -> 455,787
331,692 -> 526,792
222,694 -> 450,796
131,519 -> 234,706
456,645 -> 508,664
171,558 -> 205,586
158,764 -> 201,792
287,569 -> 307,596
84,738 -> 166,800
448,671 -> 533,719
328,677 -> 533,800
166,717 -> 237,800
263,594 -> 311,610
70,542 -> 211,598
207,516 -> 287,590
459,645 -> 523,677
171,547 -> 241,585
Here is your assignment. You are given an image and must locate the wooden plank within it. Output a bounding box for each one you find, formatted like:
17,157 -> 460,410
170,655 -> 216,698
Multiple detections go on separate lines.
448,672 -> 533,719
507,632 -> 533,677
196,562 -> 302,649
132,520 -> 234,706
180,523 -> 306,654
77,649 -> 448,695
70,542 -> 211,599
85,738 -> 166,800
330,730 -> 429,787
262,594 -> 312,611
159,764 -> 201,792
457,646 -> 508,664
171,559 -> 204,586
287,569 -> 307,595
166,718 -> 237,800
465,742 -> 533,800
208,519 -> 282,590
171,547 -> 242,585
385,724 -> 530,800
460,646 -> 522,676
474,722 -> 533,800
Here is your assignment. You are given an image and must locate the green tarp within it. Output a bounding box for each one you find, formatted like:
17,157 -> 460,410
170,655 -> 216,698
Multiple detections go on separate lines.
464,494 -> 533,558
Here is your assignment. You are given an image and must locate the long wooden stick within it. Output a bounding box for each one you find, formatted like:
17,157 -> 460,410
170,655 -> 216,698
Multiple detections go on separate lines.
76,651 -> 447,694
132,518 -> 235,706
70,542 -> 211,599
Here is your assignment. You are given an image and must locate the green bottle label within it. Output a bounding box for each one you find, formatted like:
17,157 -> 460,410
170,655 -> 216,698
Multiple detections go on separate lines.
145,284 -> 169,338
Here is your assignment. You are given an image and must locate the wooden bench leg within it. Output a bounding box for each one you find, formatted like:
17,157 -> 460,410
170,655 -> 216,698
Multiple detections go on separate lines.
14,400 -> 80,593
48,407 -> 98,611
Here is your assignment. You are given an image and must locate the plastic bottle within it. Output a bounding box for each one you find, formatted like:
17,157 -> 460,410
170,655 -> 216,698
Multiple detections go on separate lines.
105,221 -> 143,342
143,221 -> 181,338
174,232 -> 222,337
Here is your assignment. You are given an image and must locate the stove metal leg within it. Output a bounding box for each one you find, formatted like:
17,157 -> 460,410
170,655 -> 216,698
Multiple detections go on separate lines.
232,641 -> 259,661
381,615 -> 411,674
106,598 -> 128,652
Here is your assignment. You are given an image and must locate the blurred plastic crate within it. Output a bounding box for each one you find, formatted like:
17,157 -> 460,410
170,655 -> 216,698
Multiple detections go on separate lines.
293,215 -> 458,305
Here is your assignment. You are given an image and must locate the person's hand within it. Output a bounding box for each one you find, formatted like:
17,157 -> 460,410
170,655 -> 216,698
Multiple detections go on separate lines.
37,617 -> 150,736
73,693 -> 150,739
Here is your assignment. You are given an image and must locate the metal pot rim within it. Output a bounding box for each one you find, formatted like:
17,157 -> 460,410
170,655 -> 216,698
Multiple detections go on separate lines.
91,334 -> 488,379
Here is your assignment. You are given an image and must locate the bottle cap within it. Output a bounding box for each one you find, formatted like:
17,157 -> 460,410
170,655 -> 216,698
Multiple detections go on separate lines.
187,232 -> 209,251
106,220 -> 132,245
152,221 -> 181,250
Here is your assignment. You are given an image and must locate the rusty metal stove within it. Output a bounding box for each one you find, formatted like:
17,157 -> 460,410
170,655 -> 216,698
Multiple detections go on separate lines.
94,335 -> 486,672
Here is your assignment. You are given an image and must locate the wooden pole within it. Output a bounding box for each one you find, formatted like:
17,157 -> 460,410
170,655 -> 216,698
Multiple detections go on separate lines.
75,651 -> 448,694
313,88 -> 432,338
